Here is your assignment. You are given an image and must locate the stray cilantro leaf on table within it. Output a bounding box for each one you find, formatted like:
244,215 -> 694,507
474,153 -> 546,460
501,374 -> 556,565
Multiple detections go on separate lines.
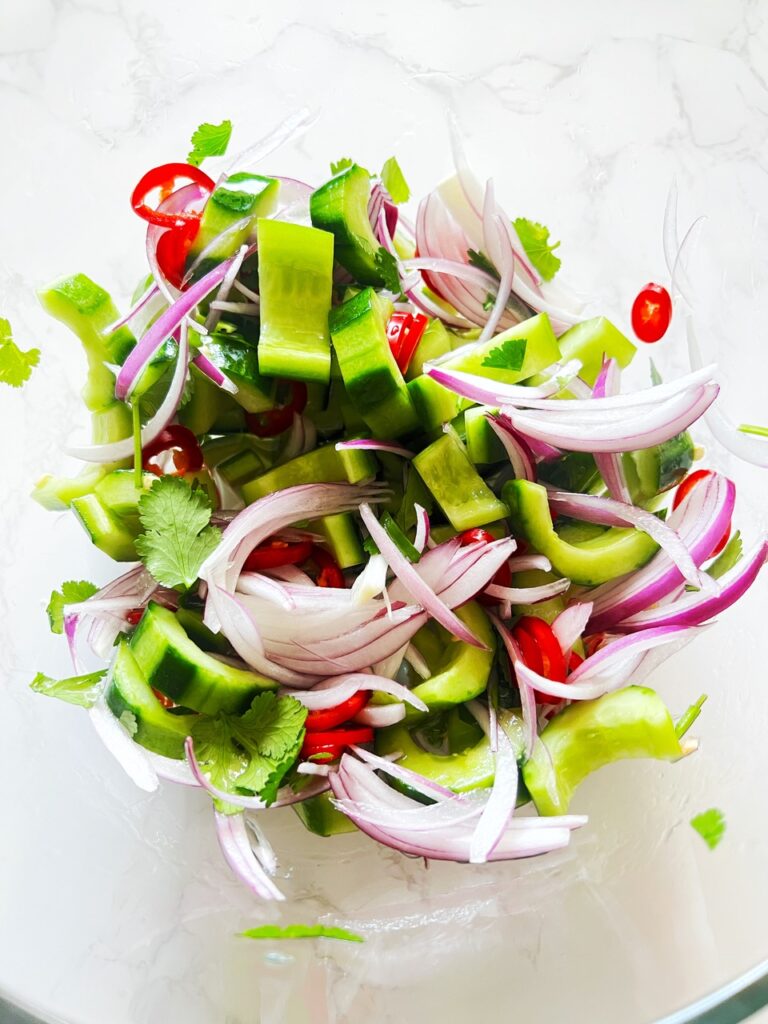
241,923 -> 364,943
187,120 -> 233,167
30,669 -> 106,709
190,692 -> 307,812
0,317 -> 40,388
46,580 -> 98,634
690,808 -> 726,850
135,477 -> 221,589
375,247 -> 403,296
380,156 -> 410,204
481,337 -> 527,372
513,217 -> 561,281
467,249 -> 498,279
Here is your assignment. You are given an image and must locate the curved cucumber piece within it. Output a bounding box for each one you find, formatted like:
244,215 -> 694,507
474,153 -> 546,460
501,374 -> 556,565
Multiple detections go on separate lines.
241,443 -> 375,504
130,603 -> 276,714
442,313 -> 561,384
310,164 -> 384,286
107,642 -> 197,758
405,318 -> 454,380
329,287 -> 418,438
624,431 -> 694,505
257,218 -> 334,384
413,430 -> 507,531
465,405 -> 506,464
71,493 -> 138,561
556,316 -> 636,386
404,603 -> 495,721
293,791 -> 357,837
203,333 -> 276,413
407,374 -> 469,432
32,464 -> 117,512
503,479 -> 658,586
522,686 -> 683,815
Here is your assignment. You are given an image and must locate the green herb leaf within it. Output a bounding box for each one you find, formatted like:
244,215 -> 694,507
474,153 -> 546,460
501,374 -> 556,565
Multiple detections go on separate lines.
187,120 -> 233,167
739,423 -> 768,438
690,808 -> 726,850
135,477 -> 221,589
362,535 -> 380,557
30,669 -> 106,709
481,337 -> 527,372
330,157 -> 354,176
467,249 -> 499,279
374,247 -> 403,296
482,293 -> 496,312
46,579 -> 99,634
513,217 -> 561,281
190,693 -> 307,811
211,187 -> 258,214
650,359 -> 663,386
707,530 -> 742,581
675,694 -> 707,738
241,923 -> 364,943
380,156 -> 410,204
0,317 -> 40,388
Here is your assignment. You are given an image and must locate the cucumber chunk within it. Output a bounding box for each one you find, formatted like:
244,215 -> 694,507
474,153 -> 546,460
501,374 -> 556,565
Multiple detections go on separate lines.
310,164 -> 384,286
441,313 -> 561,384
413,431 -> 508,531
71,493 -> 138,561
556,316 -> 636,386
241,444 -> 376,504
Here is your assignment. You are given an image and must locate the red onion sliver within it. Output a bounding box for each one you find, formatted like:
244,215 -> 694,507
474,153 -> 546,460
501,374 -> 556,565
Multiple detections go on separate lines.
484,578 -> 570,605
468,726 -> 519,863
349,744 -> 456,801
593,358 -> 633,503
487,415 -> 537,481
192,351 -> 238,394
425,359 -> 581,407
106,283 -> 161,335
213,811 -> 285,901
283,673 -> 428,712
355,703 -> 406,727
491,618 -> 538,760
89,697 -> 159,793
335,439 -> 415,458
551,602 -> 593,657
413,504 -> 430,553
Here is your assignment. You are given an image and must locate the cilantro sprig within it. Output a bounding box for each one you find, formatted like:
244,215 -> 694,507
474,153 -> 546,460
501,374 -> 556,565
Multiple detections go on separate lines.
46,580 -> 98,634
513,217 -> 561,281
188,120 -> 233,167
467,249 -> 498,279
481,337 -> 527,372
30,669 -> 106,709
690,808 -> 726,850
191,692 -> 307,810
241,923 -> 364,943
135,477 -> 221,589
0,317 -> 39,388
375,247 -> 404,297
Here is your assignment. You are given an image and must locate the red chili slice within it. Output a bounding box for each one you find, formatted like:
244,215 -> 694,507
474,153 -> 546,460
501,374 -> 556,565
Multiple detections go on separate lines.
243,539 -> 314,572
301,726 -> 374,761
458,528 -> 511,605
311,545 -> 345,589
512,615 -> 568,705
125,608 -> 144,626
672,468 -> 731,557
386,311 -> 429,374
142,425 -> 204,477
305,691 -> 370,733
131,163 -> 215,229
245,382 -> 308,438
631,282 -> 672,343
155,218 -> 201,290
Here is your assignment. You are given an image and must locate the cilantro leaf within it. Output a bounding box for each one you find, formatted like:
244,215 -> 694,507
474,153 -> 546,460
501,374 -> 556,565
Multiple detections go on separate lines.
380,156 -> 410,204
482,293 -> 495,312
739,423 -> 768,438
46,579 -> 99,634
707,530 -> 742,581
241,924 -> 364,943
0,317 -> 40,388
187,120 -> 233,167
30,669 -> 106,709
467,249 -> 499,279
135,477 -> 221,589
481,337 -> 527,372
190,693 -> 307,810
513,217 -> 561,281
374,247 -> 403,296
690,808 -> 726,850
330,157 -> 354,176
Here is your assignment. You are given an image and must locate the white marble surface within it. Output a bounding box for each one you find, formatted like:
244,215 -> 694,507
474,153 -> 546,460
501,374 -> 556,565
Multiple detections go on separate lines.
1,1 -> 768,1022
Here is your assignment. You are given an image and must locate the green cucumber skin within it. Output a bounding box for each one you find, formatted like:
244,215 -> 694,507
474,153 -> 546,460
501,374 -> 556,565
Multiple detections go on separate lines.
413,432 -> 508,531
310,164 -> 384,287
70,494 -> 138,561
293,792 -> 357,837
241,444 -> 375,503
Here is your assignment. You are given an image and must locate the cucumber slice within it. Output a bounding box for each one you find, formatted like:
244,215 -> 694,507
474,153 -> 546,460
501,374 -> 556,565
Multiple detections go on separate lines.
130,603 -> 276,715
556,316 -> 636,386
187,173 -> 278,281
310,164 -> 384,286
107,642 -> 197,758
624,430 -> 694,505
442,313 -> 561,383
329,287 -> 418,438
407,374 -> 469,432
241,444 -> 376,504
405,318 -> 453,380
32,464 -> 116,512
311,512 -> 365,569
413,431 -> 508,531
71,493 -> 138,561
464,406 -> 506,464
203,332 -> 277,413
293,791 -> 357,837
256,218 -> 334,384
504,479 -> 659,586
94,469 -> 155,519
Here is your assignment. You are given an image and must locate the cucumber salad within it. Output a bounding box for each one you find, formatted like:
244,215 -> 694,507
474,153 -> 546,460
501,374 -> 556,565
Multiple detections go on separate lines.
31,123 -> 767,899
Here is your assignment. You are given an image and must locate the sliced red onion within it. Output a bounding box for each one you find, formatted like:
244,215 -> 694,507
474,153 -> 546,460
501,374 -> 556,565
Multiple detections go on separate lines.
589,473 -> 735,631
479,194 -> 516,342
592,358 -> 632,503
616,538 -> 767,631
350,554 -> 389,604
490,618 -> 538,759
507,383 -> 719,454
401,255 -> 496,289
468,726 -> 518,863
508,555 -> 552,573
106,283 -> 161,335
413,504 -> 430,553
359,503 -> 485,648
89,696 -> 159,793
546,488 -> 711,592
424,358 -> 581,407
145,750 -> 199,787
405,642 -> 432,679
551,602 -> 593,656
297,761 -> 333,777
487,415 -> 537,481
335,439 -> 414,458
236,572 -> 296,609
687,318 -> 768,468
68,322 -> 190,463
428,539 -> 518,610
116,255 -> 241,402
355,703 -> 406,727
213,811 -> 285,901
191,351 -> 238,393
485,577 -> 570,605
205,243 -> 249,332
282,673 -> 428,712
349,744 -> 455,801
